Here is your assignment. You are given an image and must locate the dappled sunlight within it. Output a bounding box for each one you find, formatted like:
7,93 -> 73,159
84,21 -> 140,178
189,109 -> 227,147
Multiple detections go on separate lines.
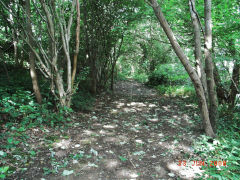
116,169 -> 139,179
123,107 -> 137,113
177,143 -> 195,153
148,116 -> 159,122
83,129 -> 96,136
116,102 -> 125,108
103,137 -> 119,143
166,118 -> 179,126
135,139 -> 144,144
92,123 -> 102,129
110,109 -> 119,114
130,102 -> 147,107
103,159 -> 120,170
149,103 -> 157,107
167,161 -> 204,179
80,137 -> 97,145
162,105 -> 171,112
103,135 -> 129,144
103,124 -> 118,129
53,139 -> 71,149
99,129 -> 115,136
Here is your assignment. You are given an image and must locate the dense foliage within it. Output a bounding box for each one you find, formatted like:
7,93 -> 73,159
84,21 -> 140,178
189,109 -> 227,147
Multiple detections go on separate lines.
0,0 -> 239,179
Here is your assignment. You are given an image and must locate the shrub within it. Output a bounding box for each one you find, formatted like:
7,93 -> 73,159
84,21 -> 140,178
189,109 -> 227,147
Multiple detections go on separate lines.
0,86 -> 72,128
146,64 -> 190,87
71,91 -> 95,111
133,73 -> 148,83
155,85 -> 195,97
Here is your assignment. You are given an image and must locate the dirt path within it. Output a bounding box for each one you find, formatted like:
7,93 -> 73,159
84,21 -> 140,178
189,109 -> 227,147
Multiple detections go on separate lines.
12,80 -> 204,180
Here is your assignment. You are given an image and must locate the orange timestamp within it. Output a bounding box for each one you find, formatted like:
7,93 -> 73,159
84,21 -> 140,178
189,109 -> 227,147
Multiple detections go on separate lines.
178,160 -> 227,167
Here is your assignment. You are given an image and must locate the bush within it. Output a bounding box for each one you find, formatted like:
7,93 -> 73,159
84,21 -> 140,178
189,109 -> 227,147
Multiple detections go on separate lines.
155,85 -> 195,97
146,64 -> 190,87
133,73 -> 148,83
71,91 -> 95,111
0,86 -> 72,127
116,72 -> 128,81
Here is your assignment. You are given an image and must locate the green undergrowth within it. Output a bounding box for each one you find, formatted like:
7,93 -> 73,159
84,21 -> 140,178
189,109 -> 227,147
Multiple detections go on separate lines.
146,64 -> 190,87
116,72 -> 128,81
0,86 -> 73,178
0,68 -> 74,178
0,66 -> 97,178
72,90 -> 95,111
133,73 -> 148,83
155,85 -> 195,98
144,64 -> 196,99
193,107 -> 240,179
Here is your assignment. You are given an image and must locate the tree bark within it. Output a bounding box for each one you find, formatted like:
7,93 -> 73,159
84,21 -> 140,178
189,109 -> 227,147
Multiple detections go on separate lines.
71,0 -> 80,87
213,63 -> 228,103
26,0 -> 42,104
204,0 -> 218,131
228,62 -> 240,109
148,0 -> 215,137
0,49 -> 10,82
189,0 -> 208,99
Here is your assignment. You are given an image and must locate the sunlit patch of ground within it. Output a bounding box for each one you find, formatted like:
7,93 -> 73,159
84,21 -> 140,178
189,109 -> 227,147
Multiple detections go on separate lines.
7,80 -> 204,179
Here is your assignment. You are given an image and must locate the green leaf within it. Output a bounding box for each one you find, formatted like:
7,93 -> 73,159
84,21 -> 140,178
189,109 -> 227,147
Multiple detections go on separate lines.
30,150 -> 36,156
0,166 -> 9,173
7,137 -> 13,144
119,156 -> 127,161
0,174 -> 6,179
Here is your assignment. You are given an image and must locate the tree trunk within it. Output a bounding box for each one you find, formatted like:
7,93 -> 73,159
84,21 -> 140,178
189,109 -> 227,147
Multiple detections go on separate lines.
111,64 -> 115,91
26,0 -> 42,104
189,0 -> 208,99
228,62 -> 240,109
12,31 -> 18,66
71,0 -> 80,87
0,49 -> 10,82
213,63 -> 228,103
204,0 -> 218,131
90,56 -> 97,94
227,39 -> 239,109
148,0 -> 215,137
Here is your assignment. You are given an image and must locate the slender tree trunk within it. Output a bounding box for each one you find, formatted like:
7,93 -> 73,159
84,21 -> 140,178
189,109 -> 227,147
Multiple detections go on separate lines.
82,0 -> 95,93
12,31 -> 18,66
0,49 -> 10,82
228,62 -> 240,109
204,0 -> 218,131
214,63 -> 228,103
26,0 -> 42,104
189,0 -> 208,99
90,54 -> 97,94
148,0 -> 215,137
71,0 -> 80,87
111,64 -> 115,91
228,39 -> 239,109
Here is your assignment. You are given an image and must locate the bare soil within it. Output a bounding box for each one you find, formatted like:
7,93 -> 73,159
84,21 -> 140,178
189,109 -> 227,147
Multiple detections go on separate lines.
9,80 -> 204,180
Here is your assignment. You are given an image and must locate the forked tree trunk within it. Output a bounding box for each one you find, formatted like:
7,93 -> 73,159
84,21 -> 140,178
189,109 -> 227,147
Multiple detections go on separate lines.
204,0 -> 218,131
26,0 -> 42,104
148,0 -> 215,137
